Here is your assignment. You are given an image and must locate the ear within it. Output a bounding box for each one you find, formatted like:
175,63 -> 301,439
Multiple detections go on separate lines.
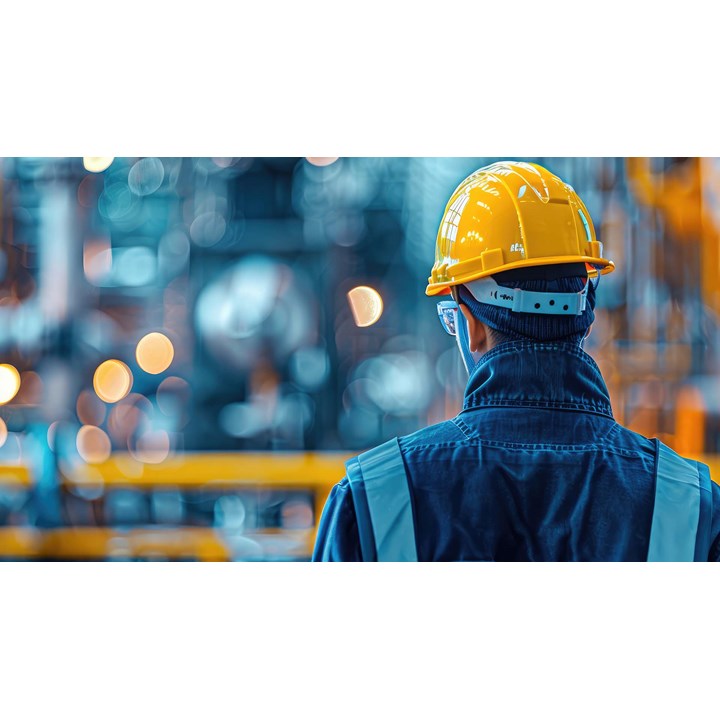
459,304 -> 488,353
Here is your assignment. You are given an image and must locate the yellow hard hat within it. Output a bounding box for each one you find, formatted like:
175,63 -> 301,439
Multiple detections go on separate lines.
426,161 -> 615,296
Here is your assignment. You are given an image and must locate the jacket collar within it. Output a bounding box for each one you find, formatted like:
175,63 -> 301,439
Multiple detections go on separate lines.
463,340 -> 614,419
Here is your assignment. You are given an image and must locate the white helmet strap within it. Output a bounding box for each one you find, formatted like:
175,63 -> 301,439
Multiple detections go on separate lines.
464,275 -> 590,316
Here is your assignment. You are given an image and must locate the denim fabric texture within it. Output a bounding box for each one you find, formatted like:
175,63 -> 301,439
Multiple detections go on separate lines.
313,341 -> 720,561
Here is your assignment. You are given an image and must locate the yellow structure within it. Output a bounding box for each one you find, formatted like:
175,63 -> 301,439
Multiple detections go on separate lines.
627,157 -> 720,317
0,453 -> 348,560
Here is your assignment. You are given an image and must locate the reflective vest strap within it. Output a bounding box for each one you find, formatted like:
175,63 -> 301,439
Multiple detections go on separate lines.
345,438 -> 418,562
345,457 -> 378,562
648,441 -> 711,562
692,460 -> 713,562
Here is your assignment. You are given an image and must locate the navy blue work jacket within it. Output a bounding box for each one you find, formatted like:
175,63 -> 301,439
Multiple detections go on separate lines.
313,341 -> 720,561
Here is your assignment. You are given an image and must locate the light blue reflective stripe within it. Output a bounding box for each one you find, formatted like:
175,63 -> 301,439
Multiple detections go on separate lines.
465,277 -> 587,316
578,207 -> 593,243
344,457 -> 378,562
356,438 -> 417,562
647,443 -> 701,562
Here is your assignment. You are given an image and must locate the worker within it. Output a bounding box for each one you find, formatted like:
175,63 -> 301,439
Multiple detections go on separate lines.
313,161 -> 720,561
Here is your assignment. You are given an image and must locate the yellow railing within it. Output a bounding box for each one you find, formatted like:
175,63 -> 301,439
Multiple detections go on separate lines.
0,452 -> 350,560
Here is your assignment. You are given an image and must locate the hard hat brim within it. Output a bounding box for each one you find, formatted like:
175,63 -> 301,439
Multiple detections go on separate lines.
425,255 -> 615,297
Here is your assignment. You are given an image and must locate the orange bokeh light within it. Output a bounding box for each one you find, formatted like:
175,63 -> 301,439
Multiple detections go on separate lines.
93,360 -> 133,403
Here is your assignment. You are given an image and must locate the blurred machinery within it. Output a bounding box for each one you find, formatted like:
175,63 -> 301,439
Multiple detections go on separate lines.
1,157 -> 720,560
0,452 -> 345,560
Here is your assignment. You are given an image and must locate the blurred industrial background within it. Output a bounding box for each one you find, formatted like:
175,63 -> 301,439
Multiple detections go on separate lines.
0,156 -> 718,560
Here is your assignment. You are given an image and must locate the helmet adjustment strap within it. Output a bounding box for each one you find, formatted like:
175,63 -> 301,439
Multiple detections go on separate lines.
464,276 -> 589,316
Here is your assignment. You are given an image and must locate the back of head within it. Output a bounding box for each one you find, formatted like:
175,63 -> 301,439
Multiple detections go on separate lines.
457,263 -> 596,345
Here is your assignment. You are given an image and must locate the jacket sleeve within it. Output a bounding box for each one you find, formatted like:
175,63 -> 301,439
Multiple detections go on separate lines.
708,481 -> 720,561
312,477 -> 363,562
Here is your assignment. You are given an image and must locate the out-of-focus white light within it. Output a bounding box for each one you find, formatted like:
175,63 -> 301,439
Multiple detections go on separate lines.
289,347 -> 329,390
219,402 -> 266,438
156,376 -> 190,416
128,157 -> 165,196
83,239 -> 113,285
347,286 -> 384,327
357,352 -> 433,414
83,157 -> 114,173
47,421 -> 60,451
212,158 -> 237,169
306,157 -> 339,167
190,211 -> 227,247
76,389 -> 107,426
214,496 -> 246,530
0,364 -> 21,404
281,499 -> 314,529
131,430 -> 170,464
108,402 -> 142,443
98,182 -> 136,222
113,247 -> 156,287
76,425 -> 112,464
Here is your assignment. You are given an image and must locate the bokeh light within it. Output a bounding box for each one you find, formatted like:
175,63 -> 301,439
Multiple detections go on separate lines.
0,417 -> 7,448
281,499 -> 314,529
306,157 -> 339,167
93,360 -> 133,403
82,157 -> 114,173
107,393 -> 153,447
189,211 -> 227,247
16,371 -> 43,405
289,347 -> 329,391
156,376 -> 191,424
195,256 -> 315,370
76,389 -> 107,426
128,157 -> 165,196
47,421 -> 60,451
130,429 -> 170,464
347,286 -> 384,327
214,495 -> 246,530
107,402 -> 141,444
135,332 -> 174,375
0,364 -> 21,404
76,425 -> 112,464
83,238 -> 112,285
98,182 -> 138,223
